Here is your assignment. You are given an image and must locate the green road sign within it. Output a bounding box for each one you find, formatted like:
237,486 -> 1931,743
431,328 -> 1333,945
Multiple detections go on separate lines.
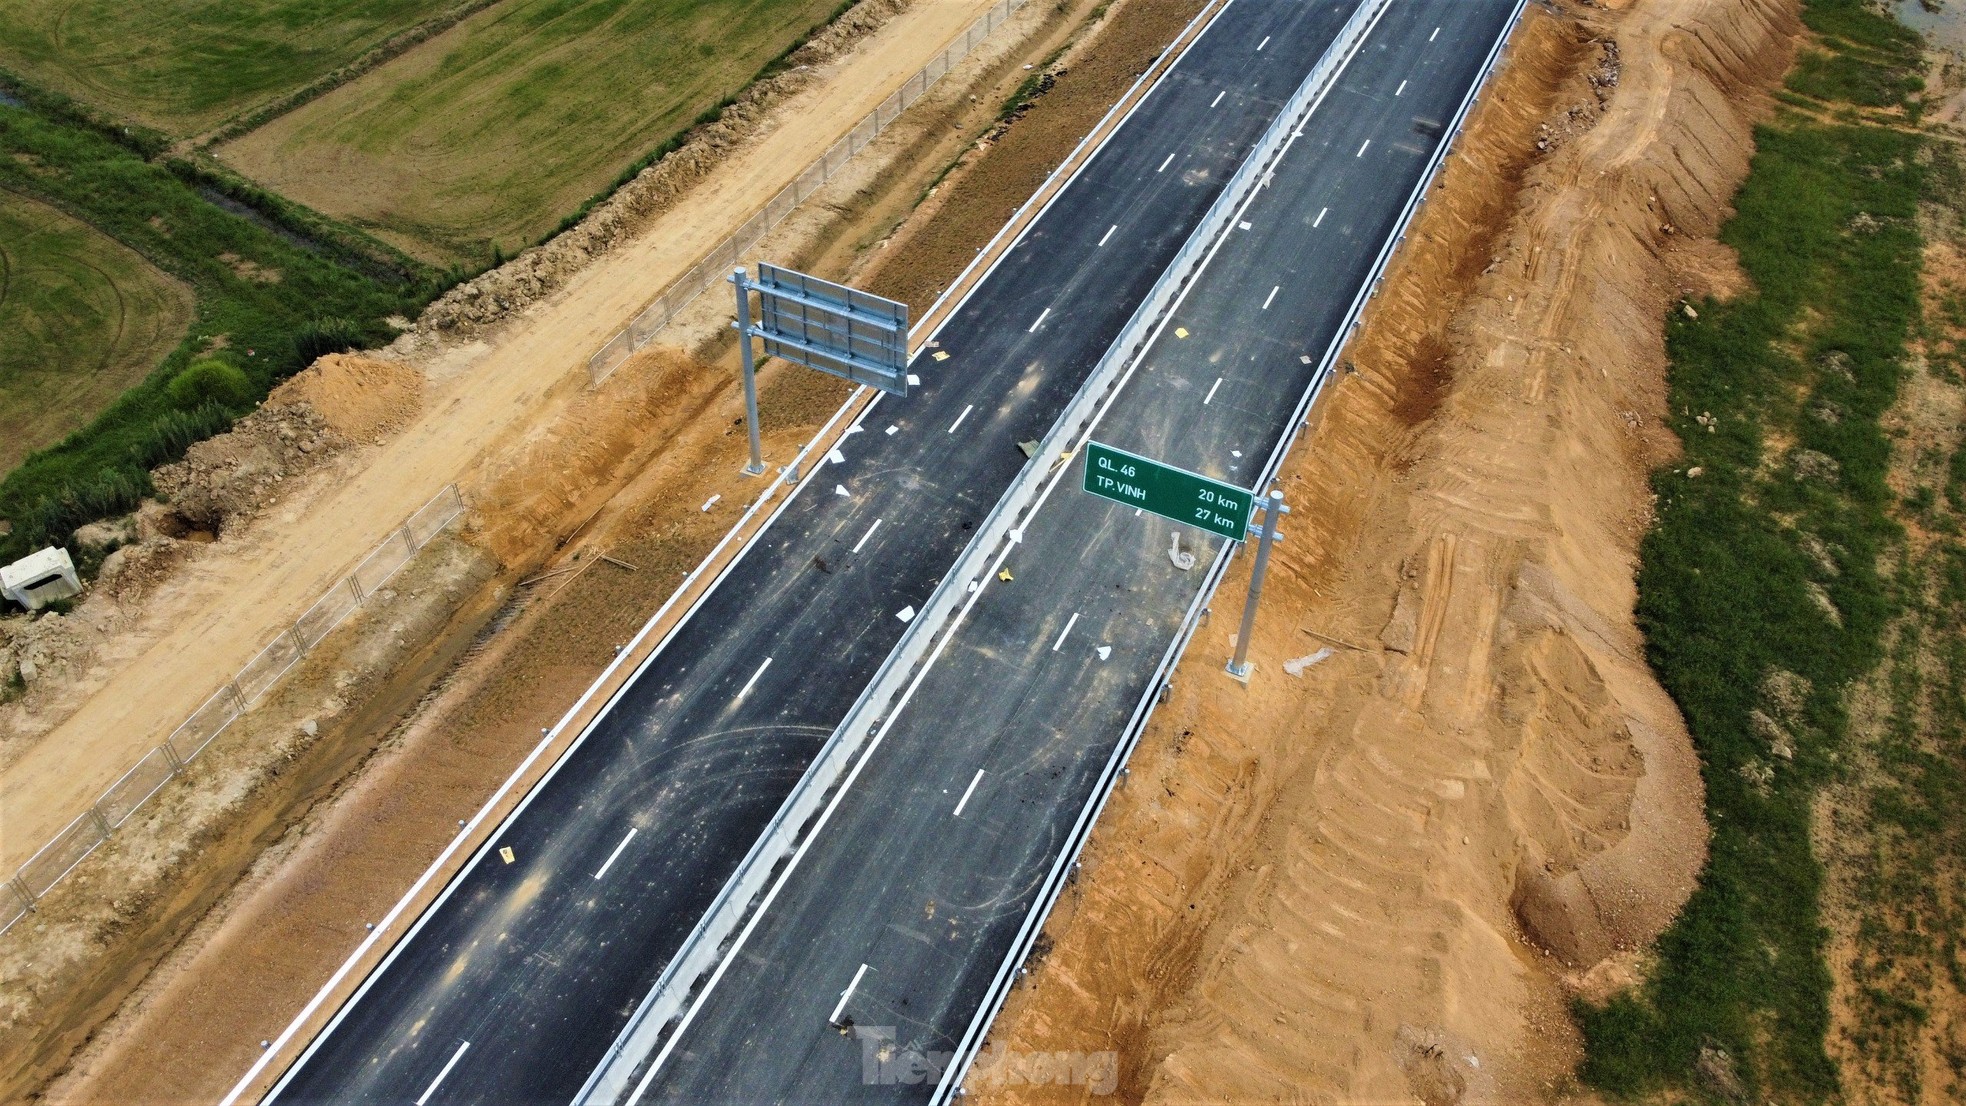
1081,440 -> 1253,541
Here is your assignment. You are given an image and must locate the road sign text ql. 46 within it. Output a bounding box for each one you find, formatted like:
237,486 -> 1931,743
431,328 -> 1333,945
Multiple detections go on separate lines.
1080,440 -> 1252,541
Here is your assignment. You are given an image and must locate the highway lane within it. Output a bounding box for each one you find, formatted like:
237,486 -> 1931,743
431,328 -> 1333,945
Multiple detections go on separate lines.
266,2 -> 1364,1102
627,2 -> 1520,1102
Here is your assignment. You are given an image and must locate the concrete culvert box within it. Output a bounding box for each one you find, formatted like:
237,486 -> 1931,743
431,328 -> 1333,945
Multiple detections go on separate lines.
2,547 -> 82,610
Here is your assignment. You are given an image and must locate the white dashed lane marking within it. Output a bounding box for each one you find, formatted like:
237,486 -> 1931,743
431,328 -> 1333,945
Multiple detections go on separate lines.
594,829 -> 637,881
1052,611 -> 1081,652
852,518 -> 883,553
737,657 -> 772,701
953,770 -> 985,817
416,1042 -> 470,1106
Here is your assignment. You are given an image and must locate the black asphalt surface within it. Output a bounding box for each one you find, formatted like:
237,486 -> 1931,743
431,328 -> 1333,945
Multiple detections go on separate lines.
267,3 -> 1363,1102
630,2 -> 1520,1102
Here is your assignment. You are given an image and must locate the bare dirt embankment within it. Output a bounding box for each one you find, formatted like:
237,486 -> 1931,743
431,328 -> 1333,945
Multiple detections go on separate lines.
972,0 -> 1802,1101
17,0 -> 1214,1100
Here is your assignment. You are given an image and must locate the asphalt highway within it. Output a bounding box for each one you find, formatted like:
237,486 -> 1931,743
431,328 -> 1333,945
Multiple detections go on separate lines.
625,2 -> 1522,1102
266,2 -> 1364,1102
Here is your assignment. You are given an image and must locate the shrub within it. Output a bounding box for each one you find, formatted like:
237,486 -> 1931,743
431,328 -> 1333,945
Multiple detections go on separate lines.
293,318 -> 367,366
167,358 -> 255,412
128,402 -> 232,470
19,469 -> 147,550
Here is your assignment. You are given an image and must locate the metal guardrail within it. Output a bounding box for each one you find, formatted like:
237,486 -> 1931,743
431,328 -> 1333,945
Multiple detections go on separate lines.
929,2 -> 1533,1099
1,483 -> 467,936
569,1 -> 1246,1099
585,0 -> 1029,385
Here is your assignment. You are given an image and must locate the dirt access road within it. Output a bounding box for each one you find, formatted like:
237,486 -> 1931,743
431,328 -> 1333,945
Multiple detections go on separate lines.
0,0 -> 1003,876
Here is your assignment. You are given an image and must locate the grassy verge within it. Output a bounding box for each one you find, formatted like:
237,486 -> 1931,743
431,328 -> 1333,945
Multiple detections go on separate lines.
1576,1 -> 1929,1099
0,89 -> 440,563
1824,124 -> 1966,1104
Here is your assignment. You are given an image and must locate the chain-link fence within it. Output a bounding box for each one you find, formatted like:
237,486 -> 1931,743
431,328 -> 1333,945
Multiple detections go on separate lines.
588,0 -> 1030,384
2,483 -> 466,935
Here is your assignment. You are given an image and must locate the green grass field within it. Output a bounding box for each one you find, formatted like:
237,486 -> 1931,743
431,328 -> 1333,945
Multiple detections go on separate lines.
1576,1 -> 1934,1100
216,0 -> 848,262
0,0 -> 457,136
0,190 -> 195,474
0,96 -> 430,563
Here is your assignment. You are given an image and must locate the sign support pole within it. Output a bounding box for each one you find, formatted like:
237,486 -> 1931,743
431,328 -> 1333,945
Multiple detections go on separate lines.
731,268 -> 766,476
1227,491 -> 1285,680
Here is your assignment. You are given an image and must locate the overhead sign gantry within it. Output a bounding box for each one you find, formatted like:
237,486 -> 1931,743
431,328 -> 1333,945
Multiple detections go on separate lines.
731,263 -> 909,475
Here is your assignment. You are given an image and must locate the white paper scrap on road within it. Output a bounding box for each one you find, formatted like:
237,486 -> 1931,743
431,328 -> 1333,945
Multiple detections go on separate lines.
1283,648 -> 1333,677
1169,533 -> 1196,571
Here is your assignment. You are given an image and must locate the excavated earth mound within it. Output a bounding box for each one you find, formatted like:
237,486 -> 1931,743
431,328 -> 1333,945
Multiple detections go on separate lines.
977,0 -> 1800,1102
154,356 -> 422,533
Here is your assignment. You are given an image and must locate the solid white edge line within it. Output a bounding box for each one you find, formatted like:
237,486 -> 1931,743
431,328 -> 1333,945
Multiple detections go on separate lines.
1051,611 -> 1081,652
932,1 -> 1524,1098
737,657 -> 773,701
415,1041 -> 470,1106
1157,151 -> 1175,172
1027,307 -> 1050,333
612,0 -> 1330,1095
594,829 -> 639,881
237,0 -> 1212,1096
852,518 -> 884,554
1203,377 -> 1224,405
953,770 -> 986,817
1261,285 -> 1278,310
625,309 -> 1169,1106
948,404 -> 975,433
828,963 -> 870,1025
1098,224 -> 1117,246
648,6 -> 1392,1086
